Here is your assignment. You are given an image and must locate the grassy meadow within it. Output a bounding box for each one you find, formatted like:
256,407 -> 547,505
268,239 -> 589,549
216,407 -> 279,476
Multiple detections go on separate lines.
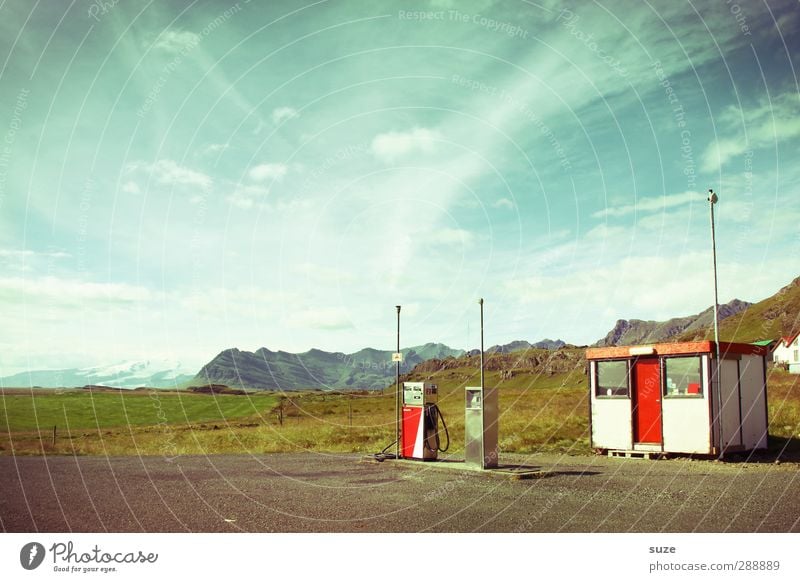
0,389 -> 278,432
1,363 -> 798,458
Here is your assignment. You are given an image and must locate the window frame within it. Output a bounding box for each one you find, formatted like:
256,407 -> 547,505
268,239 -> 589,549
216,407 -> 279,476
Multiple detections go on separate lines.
594,359 -> 630,399
662,354 -> 704,399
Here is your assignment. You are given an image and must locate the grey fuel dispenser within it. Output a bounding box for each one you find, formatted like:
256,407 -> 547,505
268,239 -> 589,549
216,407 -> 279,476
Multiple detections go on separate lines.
465,386 -> 498,469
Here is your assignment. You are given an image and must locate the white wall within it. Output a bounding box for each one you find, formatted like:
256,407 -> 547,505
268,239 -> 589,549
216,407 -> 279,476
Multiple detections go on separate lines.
719,359 -> 742,449
661,355 -> 712,454
773,337 -> 800,365
662,399 -> 711,453
590,362 -> 632,450
739,354 -> 768,450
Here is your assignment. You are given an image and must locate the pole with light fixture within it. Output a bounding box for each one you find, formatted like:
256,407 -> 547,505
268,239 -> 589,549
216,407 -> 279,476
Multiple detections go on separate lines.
708,189 -> 723,458
395,305 -> 401,460
479,298 -> 485,391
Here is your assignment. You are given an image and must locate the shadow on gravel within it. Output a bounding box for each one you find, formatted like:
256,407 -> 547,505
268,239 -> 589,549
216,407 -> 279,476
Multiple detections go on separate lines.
721,436 -> 800,464
496,464 -> 601,476
546,470 -> 601,477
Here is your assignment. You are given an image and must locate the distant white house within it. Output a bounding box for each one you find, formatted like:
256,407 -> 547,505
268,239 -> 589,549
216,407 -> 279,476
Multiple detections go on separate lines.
773,332 -> 800,374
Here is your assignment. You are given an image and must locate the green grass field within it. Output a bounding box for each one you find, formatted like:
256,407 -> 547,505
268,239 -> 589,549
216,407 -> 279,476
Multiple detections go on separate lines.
1,364 -> 797,458
0,389 -> 278,432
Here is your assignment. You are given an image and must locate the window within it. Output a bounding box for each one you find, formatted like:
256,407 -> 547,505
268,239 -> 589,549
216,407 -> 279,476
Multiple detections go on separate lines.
664,356 -> 703,397
794,349 -> 799,362
596,360 -> 629,397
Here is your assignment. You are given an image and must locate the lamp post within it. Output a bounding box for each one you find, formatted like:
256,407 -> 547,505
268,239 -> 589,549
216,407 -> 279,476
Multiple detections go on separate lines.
708,189 -> 722,458
479,298 -> 485,390
395,305 -> 401,460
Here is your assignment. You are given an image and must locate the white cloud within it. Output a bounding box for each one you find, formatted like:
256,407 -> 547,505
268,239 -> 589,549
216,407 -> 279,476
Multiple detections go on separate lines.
183,286 -> 287,318
502,253 -> 715,343
226,184 -> 270,210
199,143 -> 229,156
271,106 -> 299,124
0,276 -> 152,304
583,223 -> 629,241
493,198 -> 515,210
0,249 -> 70,259
702,139 -> 750,174
0,249 -> 71,274
248,163 -> 288,182
371,127 -> 441,162
287,307 -> 354,331
293,262 -> 355,285
593,191 -> 700,219
429,228 -> 474,246
153,29 -> 199,53
122,181 -> 140,194
264,198 -> 312,213
129,159 -> 212,190
702,93 -> 800,172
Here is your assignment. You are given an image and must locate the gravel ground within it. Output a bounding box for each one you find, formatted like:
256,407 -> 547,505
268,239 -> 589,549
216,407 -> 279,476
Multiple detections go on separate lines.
1,452 -> 799,532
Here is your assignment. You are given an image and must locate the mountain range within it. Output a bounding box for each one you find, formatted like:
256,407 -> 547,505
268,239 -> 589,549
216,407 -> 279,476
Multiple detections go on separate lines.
0,360 -> 194,390
487,339 -> 566,353
593,298 -> 751,347
679,275 -> 800,343
4,275 -> 798,391
192,343 -> 464,391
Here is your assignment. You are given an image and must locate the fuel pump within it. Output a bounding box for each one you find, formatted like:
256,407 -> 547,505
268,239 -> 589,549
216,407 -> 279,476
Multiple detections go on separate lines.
401,382 -> 449,460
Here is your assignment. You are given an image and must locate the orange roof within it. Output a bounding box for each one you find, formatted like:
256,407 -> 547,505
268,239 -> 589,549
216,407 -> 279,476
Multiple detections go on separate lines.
586,341 -> 766,360
780,332 -> 800,347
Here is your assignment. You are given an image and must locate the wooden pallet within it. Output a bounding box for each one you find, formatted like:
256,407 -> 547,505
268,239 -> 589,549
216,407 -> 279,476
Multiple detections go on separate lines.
607,450 -> 667,460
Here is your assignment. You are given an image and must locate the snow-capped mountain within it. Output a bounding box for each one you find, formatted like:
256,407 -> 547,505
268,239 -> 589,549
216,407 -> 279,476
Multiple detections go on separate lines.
0,360 -> 194,389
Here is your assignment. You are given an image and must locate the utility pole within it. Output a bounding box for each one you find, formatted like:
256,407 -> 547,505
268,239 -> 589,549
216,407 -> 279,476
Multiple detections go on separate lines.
479,298 -> 485,390
395,305 -> 401,460
708,189 -> 723,458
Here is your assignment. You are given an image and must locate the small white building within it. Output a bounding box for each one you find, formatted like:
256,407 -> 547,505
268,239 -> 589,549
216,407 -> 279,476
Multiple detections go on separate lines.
586,341 -> 768,457
772,333 -> 800,374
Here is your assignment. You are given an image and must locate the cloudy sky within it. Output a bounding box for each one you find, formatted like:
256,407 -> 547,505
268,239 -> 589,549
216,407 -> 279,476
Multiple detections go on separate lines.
1,0 -> 798,373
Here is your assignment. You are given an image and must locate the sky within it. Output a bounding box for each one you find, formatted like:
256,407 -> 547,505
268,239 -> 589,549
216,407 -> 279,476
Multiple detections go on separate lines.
0,0 -> 799,374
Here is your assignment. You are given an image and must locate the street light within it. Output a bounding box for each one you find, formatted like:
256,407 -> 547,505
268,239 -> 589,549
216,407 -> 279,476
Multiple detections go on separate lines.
708,189 -> 720,348
708,189 -> 722,458
395,305 -> 401,460
478,298 -> 485,390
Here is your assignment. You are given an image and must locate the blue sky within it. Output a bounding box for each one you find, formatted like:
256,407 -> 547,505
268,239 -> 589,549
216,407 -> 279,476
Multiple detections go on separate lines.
1,0 -> 798,373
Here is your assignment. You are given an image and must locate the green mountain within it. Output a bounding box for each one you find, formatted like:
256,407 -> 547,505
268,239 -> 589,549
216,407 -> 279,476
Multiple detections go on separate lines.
407,346 -> 584,378
487,339 -> 566,353
678,275 -> 800,342
594,299 -> 751,347
192,343 -> 464,391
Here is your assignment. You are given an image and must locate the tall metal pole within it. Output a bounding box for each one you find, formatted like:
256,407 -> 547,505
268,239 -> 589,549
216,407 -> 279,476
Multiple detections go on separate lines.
395,305 -> 401,460
708,189 -> 722,458
479,298 -> 485,390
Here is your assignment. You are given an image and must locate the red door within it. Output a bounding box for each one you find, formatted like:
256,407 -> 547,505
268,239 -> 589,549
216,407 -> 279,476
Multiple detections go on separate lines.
633,358 -> 662,444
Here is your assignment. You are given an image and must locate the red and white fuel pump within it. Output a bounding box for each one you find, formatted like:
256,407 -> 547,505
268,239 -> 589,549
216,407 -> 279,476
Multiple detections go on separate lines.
401,382 -> 449,460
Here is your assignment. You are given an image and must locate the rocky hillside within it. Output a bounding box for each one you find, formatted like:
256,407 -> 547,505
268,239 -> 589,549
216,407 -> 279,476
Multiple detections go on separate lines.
679,275 -> 800,342
193,343 -> 464,391
594,299 -> 751,346
405,347 -> 585,381
486,339 -> 566,353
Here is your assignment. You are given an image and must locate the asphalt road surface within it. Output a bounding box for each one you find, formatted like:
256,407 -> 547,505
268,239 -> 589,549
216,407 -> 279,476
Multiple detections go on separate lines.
1,452 -> 799,532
